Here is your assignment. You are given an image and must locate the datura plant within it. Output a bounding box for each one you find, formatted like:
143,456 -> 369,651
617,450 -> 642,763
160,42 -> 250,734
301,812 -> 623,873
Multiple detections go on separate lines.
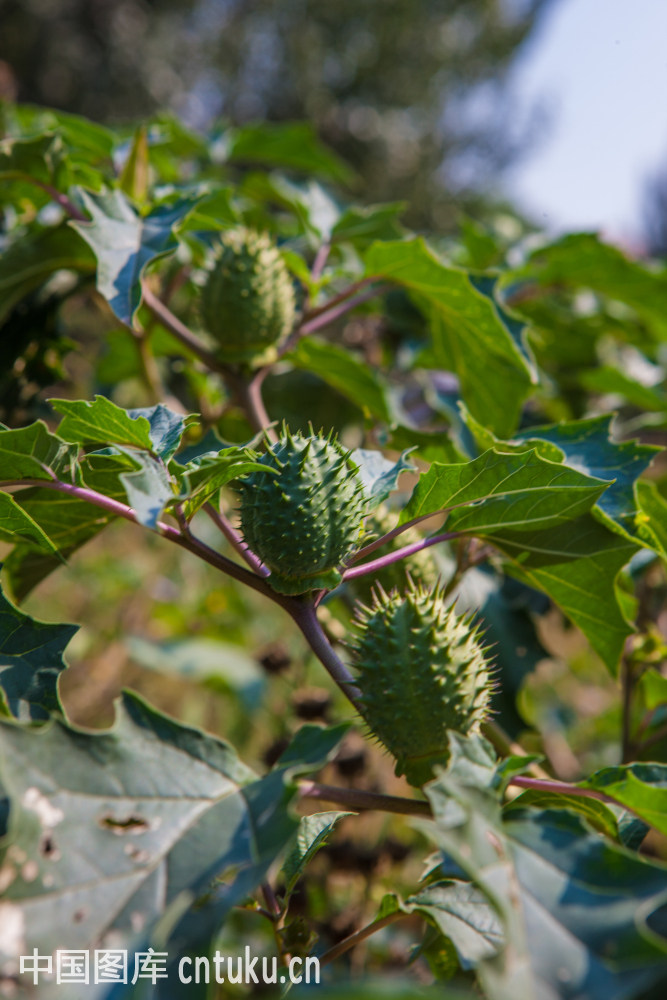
2,106 -> 667,1000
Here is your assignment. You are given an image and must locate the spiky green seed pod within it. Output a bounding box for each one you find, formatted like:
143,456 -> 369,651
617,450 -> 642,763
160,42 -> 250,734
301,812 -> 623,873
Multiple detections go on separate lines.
350,505 -> 439,603
351,582 -> 493,786
200,228 -> 295,365
238,427 -> 367,594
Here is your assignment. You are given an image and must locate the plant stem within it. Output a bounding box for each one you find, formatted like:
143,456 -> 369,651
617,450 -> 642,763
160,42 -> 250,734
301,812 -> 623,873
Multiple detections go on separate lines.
621,653 -> 635,763
230,370 -> 277,441
2,478 -> 288,608
24,176 -> 88,221
289,602 -> 363,710
346,511 -> 449,565
298,781 -> 431,816
311,243 -> 331,281
299,285 -> 389,337
141,285 -> 226,373
481,721 -> 551,780
319,911 -> 406,967
342,532 -> 459,581
203,503 -> 270,577
509,775 -> 617,805
301,278 -> 377,323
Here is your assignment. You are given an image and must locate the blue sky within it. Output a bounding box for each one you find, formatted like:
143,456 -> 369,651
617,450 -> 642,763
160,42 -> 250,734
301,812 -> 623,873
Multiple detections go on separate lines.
507,0 -> 667,241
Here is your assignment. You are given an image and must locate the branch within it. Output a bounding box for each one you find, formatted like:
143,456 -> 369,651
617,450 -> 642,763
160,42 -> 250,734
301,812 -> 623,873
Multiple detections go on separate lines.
298,781 -> 431,816
2,478 -> 290,608
509,775 -> 619,805
24,176 -> 88,221
319,911 -> 406,967
299,284 -> 389,337
301,278 -> 377,323
229,369 -> 277,442
141,285 -> 226,373
346,511 -> 448,565
342,532 -> 459,582
289,602 -> 363,710
203,503 -> 270,577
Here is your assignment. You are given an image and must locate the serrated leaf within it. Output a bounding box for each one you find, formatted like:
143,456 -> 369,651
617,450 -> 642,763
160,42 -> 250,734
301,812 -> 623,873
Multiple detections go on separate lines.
51,395 -> 155,450
0,581 -> 76,720
3,452 -> 137,601
400,448 -> 608,532
420,733 -> 667,1000
71,189 -> 200,324
351,448 -> 415,508
0,421 -> 78,482
580,764 -> 667,838
513,416 -> 659,541
365,239 -> 534,437
493,517 -> 637,672
0,691 -> 303,970
285,337 -> 391,422
0,224 -> 95,323
282,811 -> 352,898
174,447 -> 270,518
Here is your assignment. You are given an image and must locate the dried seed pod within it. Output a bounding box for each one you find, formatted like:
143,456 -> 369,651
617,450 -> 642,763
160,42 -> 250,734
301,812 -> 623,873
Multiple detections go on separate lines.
351,581 -> 493,786
238,427 -> 367,594
200,227 -> 295,365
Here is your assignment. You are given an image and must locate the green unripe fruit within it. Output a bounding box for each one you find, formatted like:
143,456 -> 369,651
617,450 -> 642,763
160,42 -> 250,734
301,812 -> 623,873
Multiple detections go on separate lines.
200,228 -> 295,365
238,427 -> 367,594
350,505 -> 439,603
351,582 -> 493,786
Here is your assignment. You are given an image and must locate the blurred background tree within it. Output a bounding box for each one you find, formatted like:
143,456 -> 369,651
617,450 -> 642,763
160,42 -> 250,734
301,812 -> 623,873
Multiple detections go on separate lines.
0,0 -> 554,228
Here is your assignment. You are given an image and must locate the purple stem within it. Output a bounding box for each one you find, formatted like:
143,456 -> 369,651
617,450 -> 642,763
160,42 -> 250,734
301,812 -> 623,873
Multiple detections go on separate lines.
298,780 -> 431,817
289,602 -> 362,710
342,532 -> 459,582
509,776 -> 618,805
311,242 -> 331,281
27,178 -> 88,222
301,277 -> 377,322
1,478 -> 289,607
299,285 -> 389,337
203,503 -> 270,577
141,285 -> 226,373
346,511 -> 449,565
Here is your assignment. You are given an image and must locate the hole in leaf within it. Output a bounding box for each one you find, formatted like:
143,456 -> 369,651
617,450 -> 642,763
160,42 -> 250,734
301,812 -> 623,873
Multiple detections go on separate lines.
99,814 -> 150,835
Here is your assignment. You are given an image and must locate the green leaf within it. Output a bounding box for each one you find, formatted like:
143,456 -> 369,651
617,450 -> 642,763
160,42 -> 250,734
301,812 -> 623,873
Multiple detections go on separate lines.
71,189 -> 200,324
119,451 -> 175,529
0,493 -> 60,555
0,133 -> 70,190
0,581 -> 76,720
492,517 -> 637,672
285,337 -> 390,421
0,422 -> 77,483
403,881 -> 503,969
282,811 -> 352,899
174,447 -> 271,518
636,480 -> 667,558
580,764 -> 667,838
579,365 -> 667,412
276,721 -> 351,774
227,122 -> 354,184
0,691 -> 301,969
365,239 -> 534,436
51,395 -> 155,450
513,416 -> 659,541
351,448 -> 415,508
0,224 -> 95,323
3,452 -> 135,601
331,202 -> 406,247
510,233 -> 667,338
400,447 -> 607,532
504,788 -> 620,842
420,733 -> 667,1000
